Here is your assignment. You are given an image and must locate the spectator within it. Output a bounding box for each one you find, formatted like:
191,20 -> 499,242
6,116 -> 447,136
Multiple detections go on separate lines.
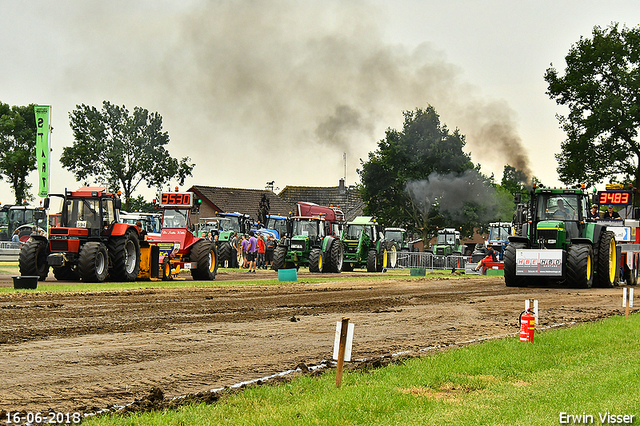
602,204 -> 621,220
265,235 -> 276,268
246,231 -> 258,273
588,204 -> 600,220
241,235 -> 250,268
230,232 -> 238,268
472,245 -> 497,272
135,221 -> 148,241
257,234 -> 266,270
11,229 -> 20,243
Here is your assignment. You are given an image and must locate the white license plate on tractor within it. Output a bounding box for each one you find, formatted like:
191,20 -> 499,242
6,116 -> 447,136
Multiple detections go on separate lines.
516,249 -> 563,276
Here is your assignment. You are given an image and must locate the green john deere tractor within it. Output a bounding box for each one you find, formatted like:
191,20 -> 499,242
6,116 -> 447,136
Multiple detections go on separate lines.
341,216 -> 397,272
504,184 -> 618,288
272,216 -> 343,273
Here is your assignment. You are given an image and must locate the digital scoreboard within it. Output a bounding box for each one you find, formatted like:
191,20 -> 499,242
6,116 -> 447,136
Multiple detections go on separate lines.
597,190 -> 632,206
159,192 -> 194,208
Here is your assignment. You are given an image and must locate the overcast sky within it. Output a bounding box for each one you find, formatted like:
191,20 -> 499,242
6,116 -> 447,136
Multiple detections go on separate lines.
1,0 -> 639,203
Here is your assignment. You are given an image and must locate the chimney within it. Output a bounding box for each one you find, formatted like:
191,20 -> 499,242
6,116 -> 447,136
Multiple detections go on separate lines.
339,178 -> 346,195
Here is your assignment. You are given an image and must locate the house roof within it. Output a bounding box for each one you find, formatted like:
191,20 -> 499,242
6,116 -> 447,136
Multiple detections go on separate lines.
189,185 -> 294,219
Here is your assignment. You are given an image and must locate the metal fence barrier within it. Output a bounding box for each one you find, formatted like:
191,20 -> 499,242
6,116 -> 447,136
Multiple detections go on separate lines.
0,242 -> 20,262
391,251 -> 471,270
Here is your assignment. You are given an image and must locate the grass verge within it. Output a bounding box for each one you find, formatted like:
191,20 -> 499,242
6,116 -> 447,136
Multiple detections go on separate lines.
84,314 -> 640,426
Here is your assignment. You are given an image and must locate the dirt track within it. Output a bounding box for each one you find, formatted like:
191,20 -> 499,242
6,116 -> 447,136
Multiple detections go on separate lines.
0,268 -> 632,415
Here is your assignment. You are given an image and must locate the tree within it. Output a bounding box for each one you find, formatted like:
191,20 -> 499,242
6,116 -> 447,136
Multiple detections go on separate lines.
359,106 -> 507,242
61,101 -> 194,209
0,102 -> 38,204
544,23 -> 640,189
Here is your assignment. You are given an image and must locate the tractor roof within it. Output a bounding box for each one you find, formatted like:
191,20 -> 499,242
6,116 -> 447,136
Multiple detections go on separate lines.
347,216 -> 375,225
69,186 -> 113,197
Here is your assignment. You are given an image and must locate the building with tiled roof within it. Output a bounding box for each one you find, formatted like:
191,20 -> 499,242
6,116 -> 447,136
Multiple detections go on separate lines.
278,179 -> 364,222
188,185 -> 294,222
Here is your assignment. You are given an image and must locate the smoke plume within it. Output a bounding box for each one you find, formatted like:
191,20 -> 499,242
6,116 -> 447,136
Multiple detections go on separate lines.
406,170 -> 513,223
28,0 -> 532,190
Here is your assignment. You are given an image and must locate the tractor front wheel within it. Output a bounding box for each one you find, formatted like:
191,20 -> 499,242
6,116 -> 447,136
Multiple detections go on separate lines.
218,242 -> 232,267
367,249 -> 377,272
78,242 -> 109,283
309,248 -> 323,273
504,242 -> 529,287
566,244 -> 593,288
272,246 -> 287,271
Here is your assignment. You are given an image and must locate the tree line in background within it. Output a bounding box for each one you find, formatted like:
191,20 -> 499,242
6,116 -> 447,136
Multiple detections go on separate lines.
1,22 -> 638,229
0,100 -> 193,210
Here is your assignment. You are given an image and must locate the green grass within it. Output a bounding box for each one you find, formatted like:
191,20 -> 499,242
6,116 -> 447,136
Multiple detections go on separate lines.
84,314 -> 640,426
0,266 -> 458,294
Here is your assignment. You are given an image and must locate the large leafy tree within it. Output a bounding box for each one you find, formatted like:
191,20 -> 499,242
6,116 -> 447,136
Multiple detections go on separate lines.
359,106 -> 506,242
0,102 -> 37,204
62,101 -> 194,209
545,23 -> 640,189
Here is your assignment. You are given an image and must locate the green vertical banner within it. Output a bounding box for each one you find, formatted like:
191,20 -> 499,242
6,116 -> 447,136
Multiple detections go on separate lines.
34,105 -> 51,198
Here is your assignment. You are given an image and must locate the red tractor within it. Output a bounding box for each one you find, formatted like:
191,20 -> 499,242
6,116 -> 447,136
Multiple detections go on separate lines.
147,191 -> 218,280
19,187 -> 142,282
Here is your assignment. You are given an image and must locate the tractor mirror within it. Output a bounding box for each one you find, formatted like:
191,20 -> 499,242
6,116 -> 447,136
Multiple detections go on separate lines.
115,199 -> 121,210
514,193 -> 522,203
43,198 -> 50,210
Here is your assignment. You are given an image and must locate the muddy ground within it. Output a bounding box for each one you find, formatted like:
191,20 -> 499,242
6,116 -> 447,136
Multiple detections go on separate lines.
0,268 -> 633,416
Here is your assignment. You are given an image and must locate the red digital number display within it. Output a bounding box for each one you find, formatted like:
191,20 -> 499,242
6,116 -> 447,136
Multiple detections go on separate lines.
598,191 -> 630,205
160,192 -> 192,207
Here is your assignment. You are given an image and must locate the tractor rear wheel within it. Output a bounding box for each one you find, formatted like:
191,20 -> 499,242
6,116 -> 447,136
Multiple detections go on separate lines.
19,238 -> 50,281
191,240 -> 218,280
272,246 -> 287,271
108,230 -> 140,281
367,249 -> 377,272
309,248 -> 323,272
79,242 -> 109,282
566,244 -> 593,288
504,242 -> 529,287
595,231 -> 617,288
326,239 -> 343,273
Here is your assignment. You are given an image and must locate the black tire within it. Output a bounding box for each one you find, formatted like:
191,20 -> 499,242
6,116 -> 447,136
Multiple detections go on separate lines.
218,242 -> 232,267
595,231 -> 617,288
309,248 -> 323,273
504,242 -> 529,287
78,242 -> 109,283
566,244 -> 594,288
53,265 -> 80,281
326,239 -> 343,273
108,230 -> 141,282
272,246 -> 287,271
190,240 -> 218,280
376,242 -> 386,272
19,238 -> 50,281
367,249 -> 377,272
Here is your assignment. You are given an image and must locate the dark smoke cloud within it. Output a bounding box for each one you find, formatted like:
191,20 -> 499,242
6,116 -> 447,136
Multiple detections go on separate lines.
42,0 -> 531,190
406,170 -> 513,223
